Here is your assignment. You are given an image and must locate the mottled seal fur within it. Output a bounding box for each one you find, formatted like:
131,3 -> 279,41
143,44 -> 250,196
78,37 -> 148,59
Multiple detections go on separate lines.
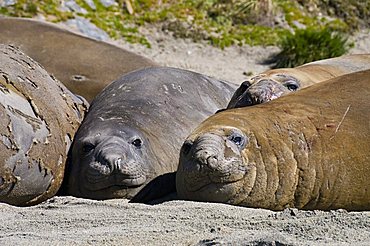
66,67 -> 237,201
227,54 -> 370,108
0,44 -> 87,206
177,69 -> 370,211
0,16 -> 158,102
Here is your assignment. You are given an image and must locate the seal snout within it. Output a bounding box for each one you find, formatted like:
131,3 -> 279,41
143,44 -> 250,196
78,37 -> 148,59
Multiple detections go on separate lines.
230,79 -> 289,108
85,137 -> 147,189
193,134 -> 224,171
248,79 -> 286,104
96,145 -> 126,173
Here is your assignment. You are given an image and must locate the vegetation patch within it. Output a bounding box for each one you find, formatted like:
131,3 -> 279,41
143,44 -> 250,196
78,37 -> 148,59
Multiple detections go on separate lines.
266,27 -> 353,68
0,0 -> 368,65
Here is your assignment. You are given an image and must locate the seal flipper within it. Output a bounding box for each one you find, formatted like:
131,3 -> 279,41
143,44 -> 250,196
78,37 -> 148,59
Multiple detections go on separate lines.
130,172 -> 177,204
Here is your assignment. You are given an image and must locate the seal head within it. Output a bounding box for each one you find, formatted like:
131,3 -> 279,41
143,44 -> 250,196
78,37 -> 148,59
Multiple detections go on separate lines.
66,67 -> 237,201
69,119 -> 159,199
177,70 -> 370,211
227,74 -> 300,108
177,125 -> 256,204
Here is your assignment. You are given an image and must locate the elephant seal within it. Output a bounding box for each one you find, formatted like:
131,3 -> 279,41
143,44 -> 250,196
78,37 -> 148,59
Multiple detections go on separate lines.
176,69 -> 370,211
65,67 -> 237,201
227,54 -> 370,108
0,16 -> 158,102
0,44 -> 87,206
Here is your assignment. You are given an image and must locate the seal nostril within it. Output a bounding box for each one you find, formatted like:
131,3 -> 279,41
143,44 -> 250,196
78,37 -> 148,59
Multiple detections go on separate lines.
114,158 -> 122,169
235,93 -> 254,108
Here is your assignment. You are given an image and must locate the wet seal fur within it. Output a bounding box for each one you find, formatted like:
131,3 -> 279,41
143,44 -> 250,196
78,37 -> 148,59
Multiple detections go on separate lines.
0,44 -> 88,206
66,67 -> 237,201
177,69 -> 370,211
227,54 -> 370,108
0,16 -> 158,102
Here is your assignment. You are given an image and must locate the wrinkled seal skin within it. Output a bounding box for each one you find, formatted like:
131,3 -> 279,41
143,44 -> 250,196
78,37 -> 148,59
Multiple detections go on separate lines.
66,67 -> 237,201
177,69 -> 370,211
0,44 -> 88,206
0,16 -> 158,102
227,54 -> 370,108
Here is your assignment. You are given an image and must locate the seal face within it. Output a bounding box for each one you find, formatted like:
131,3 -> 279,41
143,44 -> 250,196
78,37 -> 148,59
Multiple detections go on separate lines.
227,74 -> 300,108
177,69 -> 370,211
0,16 -> 158,102
0,44 -> 87,206
178,127 -> 253,203
66,67 -> 237,201
70,120 -> 154,198
227,54 -> 370,108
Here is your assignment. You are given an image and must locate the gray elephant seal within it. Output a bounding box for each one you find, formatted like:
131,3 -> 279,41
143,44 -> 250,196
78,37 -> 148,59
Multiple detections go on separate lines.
227,54 -> 370,108
66,67 -> 237,201
0,16 -> 158,102
0,44 -> 87,206
177,69 -> 370,211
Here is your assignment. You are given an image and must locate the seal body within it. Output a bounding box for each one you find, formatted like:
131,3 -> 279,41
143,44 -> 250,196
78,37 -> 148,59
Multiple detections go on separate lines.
0,44 -> 87,206
177,69 -> 370,211
0,16 -> 158,102
227,54 -> 370,108
66,67 -> 237,201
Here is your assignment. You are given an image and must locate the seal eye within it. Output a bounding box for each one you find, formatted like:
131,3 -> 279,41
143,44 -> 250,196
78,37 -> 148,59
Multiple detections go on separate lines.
182,140 -> 193,155
284,81 -> 299,91
132,138 -> 142,148
227,131 -> 248,150
82,143 -> 95,154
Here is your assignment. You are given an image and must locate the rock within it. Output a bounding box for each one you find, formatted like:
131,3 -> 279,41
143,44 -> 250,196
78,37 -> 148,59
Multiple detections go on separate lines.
60,0 -> 88,14
64,17 -> 110,41
99,0 -> 118,8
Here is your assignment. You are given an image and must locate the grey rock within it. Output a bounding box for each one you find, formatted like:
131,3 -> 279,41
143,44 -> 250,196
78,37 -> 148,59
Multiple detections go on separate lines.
0,0 -> 16,7
60,0 -> 88,14
99,0 -> 118,8
64,17 -> 110,41
292,20 -> 306,29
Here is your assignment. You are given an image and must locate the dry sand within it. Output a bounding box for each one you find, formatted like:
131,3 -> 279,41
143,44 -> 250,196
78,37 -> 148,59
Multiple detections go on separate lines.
1,25 -> 370,245
1,196 -> 369,245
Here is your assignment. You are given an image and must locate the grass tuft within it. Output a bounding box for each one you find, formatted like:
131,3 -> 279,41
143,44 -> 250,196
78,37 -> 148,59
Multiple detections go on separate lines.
267,27 -> 353,68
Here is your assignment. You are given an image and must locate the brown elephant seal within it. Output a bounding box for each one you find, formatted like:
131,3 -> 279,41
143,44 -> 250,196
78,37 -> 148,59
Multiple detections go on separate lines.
177,69 -> 370,211
227,54 -> 370,108
0,44 -> 87,206
0,16 -> 158,102
65,67 -> 237,202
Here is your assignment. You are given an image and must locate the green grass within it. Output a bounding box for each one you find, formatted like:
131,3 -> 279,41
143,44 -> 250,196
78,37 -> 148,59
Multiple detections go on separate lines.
268,27 -> 353,68
0,0 -> 367,54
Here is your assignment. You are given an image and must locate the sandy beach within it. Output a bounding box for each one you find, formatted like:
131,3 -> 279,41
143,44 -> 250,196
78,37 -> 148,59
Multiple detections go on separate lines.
1,23 -> 370,246
1,196 -> 370,245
